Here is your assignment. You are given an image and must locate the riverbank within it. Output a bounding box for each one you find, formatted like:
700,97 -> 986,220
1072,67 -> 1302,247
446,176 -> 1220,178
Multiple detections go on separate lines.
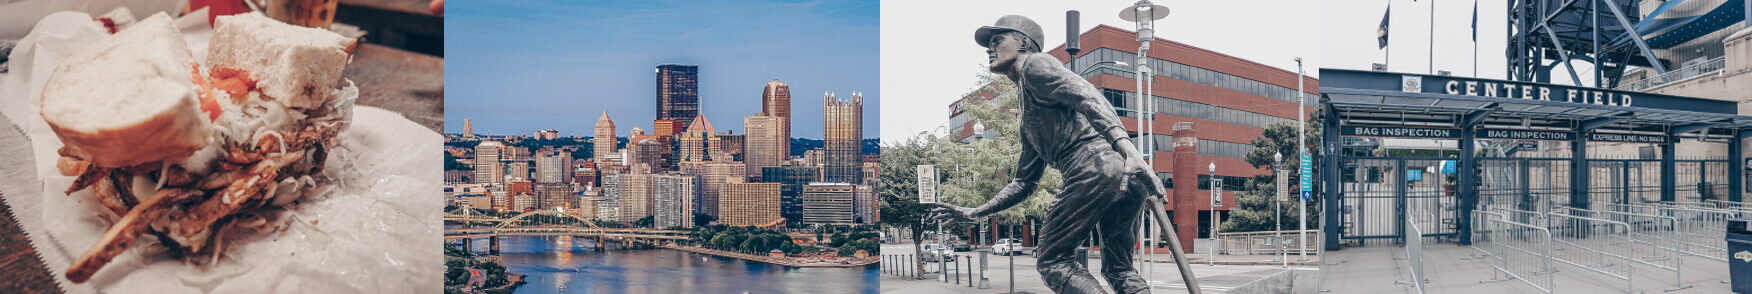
660,244 -> 879,268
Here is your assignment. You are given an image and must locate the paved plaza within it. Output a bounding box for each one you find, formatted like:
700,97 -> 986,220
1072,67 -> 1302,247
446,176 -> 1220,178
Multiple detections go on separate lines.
1318,243 -> 1735,293
878,241 -> 1318,294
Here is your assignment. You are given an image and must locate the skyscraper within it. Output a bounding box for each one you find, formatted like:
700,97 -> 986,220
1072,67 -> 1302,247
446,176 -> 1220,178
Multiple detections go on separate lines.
822,92 -> 864,183
762,80 -> 791,157
594,110 -> 617,165
679,114 -> 715,162
652,174 -> 696,228
743,115 -> 785,181
656,64 -> 700,127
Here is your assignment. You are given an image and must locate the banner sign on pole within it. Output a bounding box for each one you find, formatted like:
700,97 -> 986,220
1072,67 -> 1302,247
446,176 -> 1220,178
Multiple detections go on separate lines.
1299,148 -> 1313,199
917,165 -> 937,203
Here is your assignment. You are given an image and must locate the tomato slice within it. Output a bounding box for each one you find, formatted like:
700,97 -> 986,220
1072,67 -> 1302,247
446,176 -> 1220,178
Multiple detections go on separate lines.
191,64 -> 222,121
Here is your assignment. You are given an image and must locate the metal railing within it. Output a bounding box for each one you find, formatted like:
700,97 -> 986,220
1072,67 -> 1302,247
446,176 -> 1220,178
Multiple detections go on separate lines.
1479,216 -> 1556,293
1545,212 -> 1634,292
1395,208 -> 1426,293
1616,56 -> 1725,92
1601,203 -> 1735,262
1215,230 -> 1319,255
1560,207 -> 1693,291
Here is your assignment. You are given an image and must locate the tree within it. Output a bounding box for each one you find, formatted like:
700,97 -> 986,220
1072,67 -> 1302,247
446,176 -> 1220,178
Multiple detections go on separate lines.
444,152 -> 473,171
633,215 -> 654,228
936,71 -> 1061,224
878,134 -> 943,279
693,213 -> 716,227
1222,111 -> 1326,233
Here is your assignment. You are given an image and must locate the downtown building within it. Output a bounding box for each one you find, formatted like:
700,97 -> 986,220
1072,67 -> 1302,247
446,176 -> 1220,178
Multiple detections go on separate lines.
473,141 -> 505,185
656,64 -> 700,127
763,80 -> 792,160
983,25 -> 1317,249
822,92 -> 865,183
719,182 -> 782,227
594,110 -> 618,166
535,151 -> 573,184
702,162 -> 747,218
762,166 -> 821,223
678,114 -> 717,162
652,174 -> 696,228
615,173 -> 654,223
743,115 -> 786,181
801,183 -> 869,225
598,174 -> 623,221
535,183 -> 575,210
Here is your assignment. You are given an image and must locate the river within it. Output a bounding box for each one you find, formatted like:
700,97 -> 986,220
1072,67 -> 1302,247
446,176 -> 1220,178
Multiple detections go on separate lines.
458,235 -> 879,294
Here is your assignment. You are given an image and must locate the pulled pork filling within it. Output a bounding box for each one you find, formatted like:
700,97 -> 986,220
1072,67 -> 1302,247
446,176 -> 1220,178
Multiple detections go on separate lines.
57,68 -> 356,283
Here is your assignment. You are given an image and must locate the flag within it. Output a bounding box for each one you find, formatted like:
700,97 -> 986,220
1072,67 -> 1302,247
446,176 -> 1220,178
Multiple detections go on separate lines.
1378,7 -> 1391,49
1471,1 -> 1478,41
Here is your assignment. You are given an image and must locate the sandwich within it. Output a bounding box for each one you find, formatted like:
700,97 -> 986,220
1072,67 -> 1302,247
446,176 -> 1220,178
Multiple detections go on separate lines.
40,11 -> 358,283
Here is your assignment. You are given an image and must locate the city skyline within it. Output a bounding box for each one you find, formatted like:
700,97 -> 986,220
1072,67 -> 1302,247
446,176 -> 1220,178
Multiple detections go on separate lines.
445,0 -> 879,138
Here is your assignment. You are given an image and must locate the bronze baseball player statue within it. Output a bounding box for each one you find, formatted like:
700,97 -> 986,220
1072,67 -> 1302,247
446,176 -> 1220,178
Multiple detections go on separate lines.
931,15 -> 1201,294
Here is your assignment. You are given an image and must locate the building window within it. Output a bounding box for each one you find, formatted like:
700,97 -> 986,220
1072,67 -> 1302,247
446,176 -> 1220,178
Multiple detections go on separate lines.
1074,48 -> 1313,103
1195,174 -> 1246,191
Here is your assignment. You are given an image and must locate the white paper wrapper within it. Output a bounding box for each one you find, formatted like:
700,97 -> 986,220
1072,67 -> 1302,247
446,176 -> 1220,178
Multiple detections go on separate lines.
0,8 -> 441,294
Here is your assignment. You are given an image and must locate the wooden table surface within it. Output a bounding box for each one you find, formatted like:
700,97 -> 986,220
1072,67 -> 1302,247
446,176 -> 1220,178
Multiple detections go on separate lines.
343,43 -> 445,132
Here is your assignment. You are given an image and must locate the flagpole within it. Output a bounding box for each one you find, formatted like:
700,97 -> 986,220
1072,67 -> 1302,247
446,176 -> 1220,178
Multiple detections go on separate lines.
1430,0 -> 1436,75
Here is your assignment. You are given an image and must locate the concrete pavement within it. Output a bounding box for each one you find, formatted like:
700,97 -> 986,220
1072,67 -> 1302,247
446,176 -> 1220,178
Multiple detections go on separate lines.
879,243 -> 1319,293
1318,243 -> 1735,293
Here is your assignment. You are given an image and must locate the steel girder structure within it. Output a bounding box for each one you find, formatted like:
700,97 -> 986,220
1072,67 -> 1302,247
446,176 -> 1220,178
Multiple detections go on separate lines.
1508,0 -> 1670,89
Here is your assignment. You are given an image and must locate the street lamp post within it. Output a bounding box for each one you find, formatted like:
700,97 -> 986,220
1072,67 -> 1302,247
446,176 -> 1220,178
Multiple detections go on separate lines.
1296,57 -> 1309,263
1123,1 -> 1170,289
1209,162 -> 1217,266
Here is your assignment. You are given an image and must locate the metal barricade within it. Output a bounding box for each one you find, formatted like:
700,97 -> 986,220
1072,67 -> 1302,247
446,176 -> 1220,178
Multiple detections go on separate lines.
1479,217 -> 1556,293
1215,230 -> 1319,255
1546,212 -> 1634,292
1396,207 -> 1426,293
1562,207 -> 1692,291
1611,202 -> 1736,262
1707,200 -> 1751,210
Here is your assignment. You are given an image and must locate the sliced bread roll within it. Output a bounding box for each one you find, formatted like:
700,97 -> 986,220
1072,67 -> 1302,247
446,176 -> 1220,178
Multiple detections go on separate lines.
207,13 -> 356,109
41,12 -> 214,169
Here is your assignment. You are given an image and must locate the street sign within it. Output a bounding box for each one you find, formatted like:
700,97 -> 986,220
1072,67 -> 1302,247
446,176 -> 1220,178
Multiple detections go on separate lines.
1212,178 -> 1223,206
917,165 -> 937,203
1302,191 -> 1313,200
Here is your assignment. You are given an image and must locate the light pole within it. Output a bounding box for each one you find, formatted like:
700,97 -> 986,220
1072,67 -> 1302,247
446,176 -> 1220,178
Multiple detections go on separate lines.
1122,1 -> 1169,290
1208,162 -> 1217,266
1275,152 -> 1283,267
1296,57 -> 1309,263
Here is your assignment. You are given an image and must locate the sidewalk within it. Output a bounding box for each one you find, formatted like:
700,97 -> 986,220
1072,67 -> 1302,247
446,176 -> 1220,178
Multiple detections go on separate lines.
881,243 -> 1318,293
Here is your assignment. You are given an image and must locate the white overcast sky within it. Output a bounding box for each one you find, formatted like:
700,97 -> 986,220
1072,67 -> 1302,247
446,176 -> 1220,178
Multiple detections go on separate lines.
1323,0 -> 1520,81
880,0 -> 1320,145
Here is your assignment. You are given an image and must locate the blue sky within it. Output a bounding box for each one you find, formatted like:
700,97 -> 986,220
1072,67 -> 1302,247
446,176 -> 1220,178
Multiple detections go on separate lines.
445,0 -> 879,139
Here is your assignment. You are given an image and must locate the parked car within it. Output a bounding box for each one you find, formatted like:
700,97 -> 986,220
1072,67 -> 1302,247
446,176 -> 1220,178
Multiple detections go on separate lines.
951,238 -> 972,251
923,243 -> 958,262
993,238 -> 1027,256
